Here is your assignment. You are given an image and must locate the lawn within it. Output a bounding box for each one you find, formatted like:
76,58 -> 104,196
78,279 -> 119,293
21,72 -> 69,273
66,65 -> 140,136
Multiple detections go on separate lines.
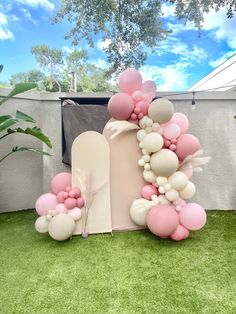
0,210 -> 235,314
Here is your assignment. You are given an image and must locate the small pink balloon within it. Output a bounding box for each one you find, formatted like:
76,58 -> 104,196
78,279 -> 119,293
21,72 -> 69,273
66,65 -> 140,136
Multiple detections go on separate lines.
183,228 -> 190,239
69,190 -> 76,198
72,187 -> 81,198
169,144 -> 176,151
147,205 -> 179,238
108,93 -> 134,120
63,192 -> 69,199
164,139 -> 171,147
180,203 -> 207,231
76,197 -> 85,208
170,225 -> 189,241
66,186 -> 72,192
56,191 -> 65,203
134,107 -> 141,114
141,184 -> 158,200
67,207 -> 82,221
142,93 -> 154,103
163,123 -> 181,140
35,193 -> 57,216
136,100 -> 149,115
132,90 -> 143,102
142,80 -> 156,99
171,138 -> 177,144
64,198 -> 77,209
175,134 -> 200,160
171,113 -> 189,134
138,113 -> 143,119
50,172 -> 72,195
55,203 -> 67,214
118,68 -> 142,94
131,113 -> 138,120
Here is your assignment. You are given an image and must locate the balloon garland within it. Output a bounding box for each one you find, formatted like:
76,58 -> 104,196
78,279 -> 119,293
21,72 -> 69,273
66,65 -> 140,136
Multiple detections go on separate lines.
107,68 -> 210,241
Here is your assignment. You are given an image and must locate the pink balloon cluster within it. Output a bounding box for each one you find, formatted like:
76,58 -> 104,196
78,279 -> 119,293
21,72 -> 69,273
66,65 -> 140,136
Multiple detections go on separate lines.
108,68 -> 156,124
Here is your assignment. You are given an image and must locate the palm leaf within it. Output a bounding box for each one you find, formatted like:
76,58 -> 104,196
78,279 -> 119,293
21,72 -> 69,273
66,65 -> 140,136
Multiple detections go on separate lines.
0,146 -> 51,163
0,116 -> 18,132
0,83 -> 37,106
15,110 -> 35,123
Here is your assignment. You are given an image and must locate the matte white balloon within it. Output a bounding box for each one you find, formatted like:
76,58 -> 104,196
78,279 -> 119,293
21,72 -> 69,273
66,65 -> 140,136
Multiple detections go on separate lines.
168,171 -> 189,191
48,214 -> 75,241
137,129 -> 147,142
130,201 -> 150,227
148,98 -> 174,123
35,216 -> 48,233
142,132 -> 163,153
150,149 -> 179,177
165,189 -> 179,202
143,170 -> 156,183
179,181 -> 196,199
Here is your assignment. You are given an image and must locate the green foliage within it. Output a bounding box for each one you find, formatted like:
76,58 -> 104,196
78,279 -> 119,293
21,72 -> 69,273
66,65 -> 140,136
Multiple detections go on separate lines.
0,64 -> 3,73
0,83 -> 52,163
9,70 -> 46,86
54,0 -> 236,73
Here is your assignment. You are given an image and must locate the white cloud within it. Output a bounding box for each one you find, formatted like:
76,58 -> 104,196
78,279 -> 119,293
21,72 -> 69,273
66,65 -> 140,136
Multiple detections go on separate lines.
0,12 -> 14,40
97,39 -> 111,50
20,7 -> 38,25
140,63 -> 190,91
161,3 -> 176,18
90,58 -> 108,69
17,0 -> 55,11
209,51 -> 236,68
202,8 -> 236,49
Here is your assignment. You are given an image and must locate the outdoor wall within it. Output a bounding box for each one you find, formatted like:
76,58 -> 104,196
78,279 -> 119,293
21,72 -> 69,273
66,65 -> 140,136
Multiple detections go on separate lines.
0,89 -> 236,212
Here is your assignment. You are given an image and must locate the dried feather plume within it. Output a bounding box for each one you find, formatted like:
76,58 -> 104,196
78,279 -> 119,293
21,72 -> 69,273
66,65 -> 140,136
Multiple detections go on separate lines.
179,149 -> 211,173
106,120 -> 140,139
76,168 -> 106,237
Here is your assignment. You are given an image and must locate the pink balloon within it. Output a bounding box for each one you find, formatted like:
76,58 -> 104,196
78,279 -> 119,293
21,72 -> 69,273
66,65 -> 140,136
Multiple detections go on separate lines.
183,228 -> 190,239
35,193 -> 57,216
163,123 -> 181,140
55,203 -> 67,214
180,203 -> 207,231
69,190 -> 76,198
171,113 -> 189,134
67,207 -> 82,221
170,225 -> 189,241
142,184 -> 158,200
56,191 -> 65,203
175,134 -> 200,160
147,205 -> 179,238
136,100 -> 149,115
118,68 -> 142,94
76,197 -> 85,208
132,90 -> 143,102
181,167 -> 193,179
108,93 -> 134,120
50,172 -> 72,195
64,198 -> 77,209
72,187 -> 81,198
142,80 -> 156,99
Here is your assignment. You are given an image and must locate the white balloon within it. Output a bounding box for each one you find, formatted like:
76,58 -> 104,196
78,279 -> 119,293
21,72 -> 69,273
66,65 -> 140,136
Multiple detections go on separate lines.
142,154 -> 151,162
67,207 -> 82,221
150,149 -> 179,177
165,189 -> 179,202
48,214 -> 75,241
143,170 -> 156,183
130,199 -> 154,226
148,98 -> 174,123
156,176 -> 168,186
35,216 -> 48,233
137,129 -> 147,142
179,181 -> 196,199
142,132 -> 163,153
158,195 -> 170,205
168,171 -> 189,191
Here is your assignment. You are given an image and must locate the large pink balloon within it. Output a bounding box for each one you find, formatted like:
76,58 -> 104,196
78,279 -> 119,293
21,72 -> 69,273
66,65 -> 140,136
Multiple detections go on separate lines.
163,123 -> 181,140
170,225 -> 189,241
142,80 -> 156,99
35,193 -> 57,216
175,134 -> 200,160
118,68 -> 142,94
180,203 -> 207,230
147,205 -> 179,238
50,172 -> 72,195
136,100 -> 149,115
171,113 -> 189,134
108,93 -> 134,120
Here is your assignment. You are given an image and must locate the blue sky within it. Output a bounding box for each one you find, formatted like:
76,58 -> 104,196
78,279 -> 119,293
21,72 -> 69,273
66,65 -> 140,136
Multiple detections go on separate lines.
0,0 -> 236,90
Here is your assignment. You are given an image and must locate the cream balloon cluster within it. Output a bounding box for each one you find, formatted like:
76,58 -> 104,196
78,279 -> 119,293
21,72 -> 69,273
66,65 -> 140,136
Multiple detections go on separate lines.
108,68 -> 209,241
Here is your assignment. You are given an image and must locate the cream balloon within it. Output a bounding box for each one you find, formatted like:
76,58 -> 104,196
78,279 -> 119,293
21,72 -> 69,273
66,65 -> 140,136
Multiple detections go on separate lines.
168,171 -> 189,191
179,181 -> 196,199
165,189 -> 179,202
48,214 -> 75,241
143,170 -> 156,183
35,216 -> 49,233
150,149 -> 179,177
148,98 -> 174,123
137,129 -> 147,142
142,132 -> 163,153
130,199 -> 153,226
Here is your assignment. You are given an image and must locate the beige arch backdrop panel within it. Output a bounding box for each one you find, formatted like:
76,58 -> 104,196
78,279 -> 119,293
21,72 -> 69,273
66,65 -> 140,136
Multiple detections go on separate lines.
103,121 -> 146,231
71,131 -> 112,234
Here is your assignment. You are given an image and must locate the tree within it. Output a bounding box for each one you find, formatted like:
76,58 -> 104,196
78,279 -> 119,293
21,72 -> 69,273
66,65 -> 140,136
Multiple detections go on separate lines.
31,45 -> 64,92
54,0 -> 236,74
9,70 -> 46,86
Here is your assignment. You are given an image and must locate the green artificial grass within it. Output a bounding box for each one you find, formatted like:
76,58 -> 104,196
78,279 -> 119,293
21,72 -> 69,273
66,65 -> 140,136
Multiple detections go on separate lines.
0,210 -> 235,314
